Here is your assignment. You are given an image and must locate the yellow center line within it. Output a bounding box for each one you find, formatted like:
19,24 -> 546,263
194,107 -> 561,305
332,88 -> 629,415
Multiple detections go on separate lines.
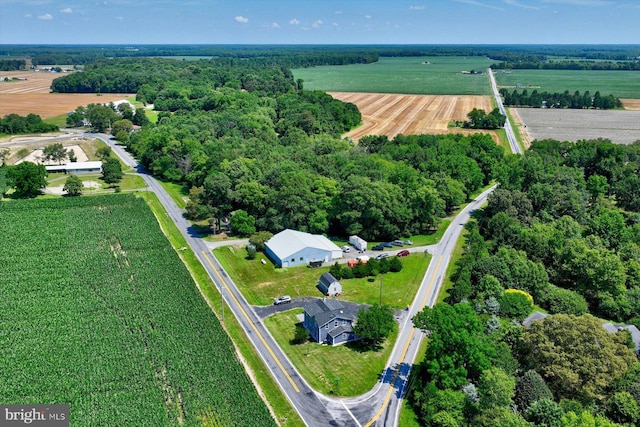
364,256 -> 442,427
202,251 -> 300,393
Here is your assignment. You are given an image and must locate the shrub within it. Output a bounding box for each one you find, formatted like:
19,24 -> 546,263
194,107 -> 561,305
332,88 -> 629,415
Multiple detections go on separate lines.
500,289 -> 533,320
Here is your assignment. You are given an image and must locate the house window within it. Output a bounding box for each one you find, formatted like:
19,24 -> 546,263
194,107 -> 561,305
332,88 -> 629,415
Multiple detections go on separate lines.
291,258 -> 295,263
343,320 -> 346,325
325,324 -> 328,329
300,257 -> 303,261
343,333 -> 347,339
335,321 -> 338,327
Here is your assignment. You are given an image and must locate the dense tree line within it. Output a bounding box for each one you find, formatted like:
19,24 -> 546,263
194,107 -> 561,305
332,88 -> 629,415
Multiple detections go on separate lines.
0,59 -> 27,71
0,113 -> 58,134
407,140 -> 640,426
463,108 -> 506,129
448,139 -> 640,322
492,60 -> 640,71
3,44 -> 637,69
500,89 -> 622,109
112,55 -> 504,241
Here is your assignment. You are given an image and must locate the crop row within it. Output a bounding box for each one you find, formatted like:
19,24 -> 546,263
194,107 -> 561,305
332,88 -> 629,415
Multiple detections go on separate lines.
0,194 -> 275,427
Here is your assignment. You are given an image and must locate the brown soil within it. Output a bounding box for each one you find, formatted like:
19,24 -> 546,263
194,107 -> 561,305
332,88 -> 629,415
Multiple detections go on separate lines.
0,70 -> 131,118
329,92 -> 497,142
0,93 -> 132,119
508,108 -> 532,149
622,99 -> 640,110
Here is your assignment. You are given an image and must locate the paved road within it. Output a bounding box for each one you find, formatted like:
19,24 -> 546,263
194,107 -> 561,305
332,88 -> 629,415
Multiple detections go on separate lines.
488,68 -> 523,155
91,130 -> 497,426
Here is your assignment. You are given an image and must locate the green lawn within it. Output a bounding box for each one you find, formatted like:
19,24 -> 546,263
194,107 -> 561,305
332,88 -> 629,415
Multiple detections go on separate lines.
157,179 -> 189,209
264,309 -> 398,396
293,56 -> 494,95
214,245 -> 431,309
493,69 -> 640,99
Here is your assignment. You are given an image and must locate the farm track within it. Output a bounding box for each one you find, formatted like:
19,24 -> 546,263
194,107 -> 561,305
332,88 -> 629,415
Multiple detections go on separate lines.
330,92 -> 494,141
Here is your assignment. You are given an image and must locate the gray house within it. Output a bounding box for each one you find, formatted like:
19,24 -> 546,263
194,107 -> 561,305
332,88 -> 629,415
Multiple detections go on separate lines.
318,272 -> 342,297
303,299 -> 359,346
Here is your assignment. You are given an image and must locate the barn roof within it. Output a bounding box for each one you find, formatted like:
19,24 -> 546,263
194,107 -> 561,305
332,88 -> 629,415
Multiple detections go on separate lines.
266,229 -> 341,260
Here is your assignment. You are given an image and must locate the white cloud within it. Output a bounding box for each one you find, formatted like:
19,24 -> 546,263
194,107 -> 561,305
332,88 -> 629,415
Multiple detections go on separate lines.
335,10 -> 343,14
270,22 -> 280,28
115,16 -> 124,22
409,5 -> 426,10
502,0 -> 539,9
24,14 -> 32,18
451,0 -> 504,10
234,15 -> 249,23
289,18 -> 300,25
312,19 -> 322,28
365,14 -> 372,19
60,7 -> 73,14
38,13 -> 53,20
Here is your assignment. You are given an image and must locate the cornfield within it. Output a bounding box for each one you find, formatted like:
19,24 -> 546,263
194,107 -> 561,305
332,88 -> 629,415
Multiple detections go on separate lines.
0,194 -> 275,427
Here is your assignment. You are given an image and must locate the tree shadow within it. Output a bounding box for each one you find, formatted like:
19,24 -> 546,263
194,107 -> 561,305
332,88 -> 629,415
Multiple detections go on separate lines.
345,339 -> 381,353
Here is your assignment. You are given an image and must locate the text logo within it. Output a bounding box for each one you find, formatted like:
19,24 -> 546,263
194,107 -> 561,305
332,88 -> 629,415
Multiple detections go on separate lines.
1,405 -> 69,427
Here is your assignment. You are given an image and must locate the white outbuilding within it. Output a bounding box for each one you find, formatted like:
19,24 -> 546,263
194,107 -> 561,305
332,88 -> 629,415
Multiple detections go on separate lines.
265,229 -> 342,268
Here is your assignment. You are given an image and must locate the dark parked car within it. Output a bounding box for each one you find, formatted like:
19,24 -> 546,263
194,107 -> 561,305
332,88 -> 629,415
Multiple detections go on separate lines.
381,242 -> 393,248
397,250 -> 410,257
391,240 -> 404,247
372,244 -> 385,251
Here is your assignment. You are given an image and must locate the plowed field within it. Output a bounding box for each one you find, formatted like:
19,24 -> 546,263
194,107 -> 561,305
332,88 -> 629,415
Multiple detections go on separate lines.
329,92 -> 495,141
0,71 -> 130,118
622,99 -> 640,111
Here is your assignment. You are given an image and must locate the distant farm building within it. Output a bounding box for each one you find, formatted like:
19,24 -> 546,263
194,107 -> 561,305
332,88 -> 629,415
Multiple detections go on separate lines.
45,161 -> 102,175
264,229 -> 342,268
317,272 -> 342,297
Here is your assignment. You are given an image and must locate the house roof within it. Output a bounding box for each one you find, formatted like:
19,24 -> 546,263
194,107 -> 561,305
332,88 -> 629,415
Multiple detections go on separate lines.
45,161 -> 103,172
318,272 -> 340,293
266,229 -> 341,260
304,299 -> 358,327
327,324 -> 353,339
522,311 -> 549,327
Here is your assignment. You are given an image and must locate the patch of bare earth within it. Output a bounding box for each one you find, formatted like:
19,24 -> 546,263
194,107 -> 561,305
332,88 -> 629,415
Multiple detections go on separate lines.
508,108 -> 532,149
329,92 -> 498,142
0,70 -> 131,118
514,108 -> 640,145
622,99 -> 640,111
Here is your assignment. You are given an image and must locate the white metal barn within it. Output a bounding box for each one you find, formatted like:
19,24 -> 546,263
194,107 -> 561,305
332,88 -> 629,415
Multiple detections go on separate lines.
265,229 -> 342,268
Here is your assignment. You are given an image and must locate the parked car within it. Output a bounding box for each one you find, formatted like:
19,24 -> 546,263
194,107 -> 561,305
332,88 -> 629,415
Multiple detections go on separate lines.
397,250 -> 410,257
376,253 -> 390,260
391,240 -> 404,247
402,240 -> 413,246
274,295 -> 292,305
372,244 -> 385,251
342,245 -> 351,253
381,242 -> 393,248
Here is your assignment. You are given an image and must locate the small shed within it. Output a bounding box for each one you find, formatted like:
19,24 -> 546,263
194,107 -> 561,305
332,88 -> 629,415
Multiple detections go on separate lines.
318,272 -> 342,297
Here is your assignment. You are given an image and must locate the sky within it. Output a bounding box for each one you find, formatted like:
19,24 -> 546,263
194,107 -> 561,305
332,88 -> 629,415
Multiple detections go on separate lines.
0,0 -> 639,45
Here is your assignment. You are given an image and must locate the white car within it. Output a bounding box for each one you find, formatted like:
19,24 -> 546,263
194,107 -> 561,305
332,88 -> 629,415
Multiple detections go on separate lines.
274,295 -> 292,305
342,246 -> 351,253
375,253 -> 390,260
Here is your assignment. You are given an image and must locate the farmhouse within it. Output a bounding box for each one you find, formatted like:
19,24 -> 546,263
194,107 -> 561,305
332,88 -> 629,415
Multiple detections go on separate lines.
317,272 -> 342,297
45,161 -> 102,175
303,299 -> 359,345
264,229 -> 342,268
